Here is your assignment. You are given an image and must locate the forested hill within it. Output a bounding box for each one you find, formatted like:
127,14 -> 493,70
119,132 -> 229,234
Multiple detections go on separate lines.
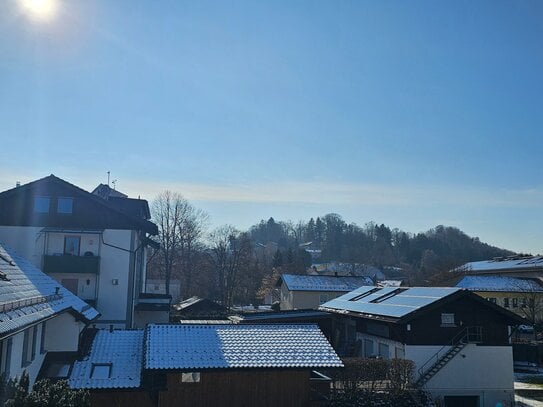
248,214 -> 514,281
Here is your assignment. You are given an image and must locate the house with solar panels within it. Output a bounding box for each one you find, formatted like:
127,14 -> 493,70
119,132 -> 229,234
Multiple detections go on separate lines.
276,273 -> 373,310
320,286 -> 525,407
454,255 -> 543,279
69,323 -> 342,407
0,243 -> 99,386
0,175 -> 160,329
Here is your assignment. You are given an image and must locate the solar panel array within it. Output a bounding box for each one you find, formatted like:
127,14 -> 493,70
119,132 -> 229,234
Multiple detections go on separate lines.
320,286 -> 461,319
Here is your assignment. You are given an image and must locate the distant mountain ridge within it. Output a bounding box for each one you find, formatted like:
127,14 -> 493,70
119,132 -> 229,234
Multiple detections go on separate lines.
248,215 -> 514,284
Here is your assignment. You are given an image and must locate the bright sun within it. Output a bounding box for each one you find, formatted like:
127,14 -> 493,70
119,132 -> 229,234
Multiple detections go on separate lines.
19,0 -> 58,21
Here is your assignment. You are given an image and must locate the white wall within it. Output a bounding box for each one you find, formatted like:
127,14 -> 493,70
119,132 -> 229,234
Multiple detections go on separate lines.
44,313 -> 83,352
145,279 -> 181,302
0,226 -> 140,328
48,272 -> 97,300
45,232 -> 100,257
96,229 -> 132,323
0,226 -> 44,267
405,344 -> 514,407
356,332 -> 404,359
1,323 -> 47,386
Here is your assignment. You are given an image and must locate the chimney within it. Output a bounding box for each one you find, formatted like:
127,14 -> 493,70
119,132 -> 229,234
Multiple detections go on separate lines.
109,324 -> 114,333
15,181 -> 20,188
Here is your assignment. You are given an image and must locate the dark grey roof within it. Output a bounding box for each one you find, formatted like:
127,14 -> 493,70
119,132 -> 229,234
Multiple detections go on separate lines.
0,244 -> 99,337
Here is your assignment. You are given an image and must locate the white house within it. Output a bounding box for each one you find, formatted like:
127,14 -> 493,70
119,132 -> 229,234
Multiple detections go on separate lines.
320,286 -> 525,407
0,243 -> 99,386
0,175 -> 159,328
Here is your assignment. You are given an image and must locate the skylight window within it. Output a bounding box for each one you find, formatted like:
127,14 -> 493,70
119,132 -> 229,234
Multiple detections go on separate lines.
90,363 -> 112,379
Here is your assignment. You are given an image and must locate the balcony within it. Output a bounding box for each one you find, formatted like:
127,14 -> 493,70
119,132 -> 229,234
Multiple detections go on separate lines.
43,255 -> 100,274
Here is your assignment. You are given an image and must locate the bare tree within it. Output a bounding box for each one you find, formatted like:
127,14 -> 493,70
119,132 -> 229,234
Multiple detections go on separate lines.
151,191 -> 208,297
207,225 -> 252,307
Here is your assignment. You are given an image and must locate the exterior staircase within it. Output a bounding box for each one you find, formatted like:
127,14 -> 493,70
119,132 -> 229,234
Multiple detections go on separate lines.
416,326 -> 482,388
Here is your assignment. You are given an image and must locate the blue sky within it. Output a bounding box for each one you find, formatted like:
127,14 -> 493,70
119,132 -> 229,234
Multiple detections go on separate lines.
0,0 -> 542,254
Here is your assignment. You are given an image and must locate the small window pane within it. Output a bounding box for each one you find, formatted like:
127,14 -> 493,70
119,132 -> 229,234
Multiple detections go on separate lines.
91,364 -> 111,379
364,339 -> 374,358
378,343 -> 389,359
34,197 -> 50,213
181,372 -> 200,383
57,198 -> 73,214
441,313 -> 455,326
64,236 -> 80,256
503,298 -> 510,308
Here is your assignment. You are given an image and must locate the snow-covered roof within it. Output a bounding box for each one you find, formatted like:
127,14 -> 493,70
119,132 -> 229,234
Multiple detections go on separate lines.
320,286 -> 462,320
280,274 -> 372,292
69,330 -> 144,389
456,276 -> 543,293
459,256 -> 543,273
0,244 -> 99,337
145,323 -> 343,370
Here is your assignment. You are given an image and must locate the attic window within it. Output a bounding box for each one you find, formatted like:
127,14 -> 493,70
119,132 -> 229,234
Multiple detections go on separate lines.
90,363 -> 112,379
349,288 -> 381,301
57,197 -> 73,214
441,313 -> 456,327
33,197 -> 50,213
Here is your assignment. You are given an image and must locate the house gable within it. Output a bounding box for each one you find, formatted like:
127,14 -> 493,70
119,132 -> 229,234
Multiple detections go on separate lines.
0,175 -> 157,234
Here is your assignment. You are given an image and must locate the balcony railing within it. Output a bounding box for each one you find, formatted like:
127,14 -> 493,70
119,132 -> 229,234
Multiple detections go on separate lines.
43,255 -> 100,274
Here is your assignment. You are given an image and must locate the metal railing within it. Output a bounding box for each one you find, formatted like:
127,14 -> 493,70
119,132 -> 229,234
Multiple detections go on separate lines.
417,326 -> 483,382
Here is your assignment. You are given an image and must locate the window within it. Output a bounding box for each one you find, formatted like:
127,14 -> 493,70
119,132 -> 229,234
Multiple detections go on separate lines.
378,343 -> 389,359
40,322 -> 47,354
3,338 -> 12,376
319,294 -> 329,304
31,326 -> 37,361
64,236 -> 80,256
33,196 -> 50,213
22,329 -> 30,367
181,372 -> 201,383
521,298 -> 527,308
488,297 -> 497,304
503,298 -> 510,308
57,197 -> 73,214
395,347 -> 405,359
441,313 -> 455,327
90,363 -> 112,379
364,339 -> 374,358
513,298 -> 518,308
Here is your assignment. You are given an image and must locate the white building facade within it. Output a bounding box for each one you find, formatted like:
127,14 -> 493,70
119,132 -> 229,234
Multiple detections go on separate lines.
0,175 -> 158,328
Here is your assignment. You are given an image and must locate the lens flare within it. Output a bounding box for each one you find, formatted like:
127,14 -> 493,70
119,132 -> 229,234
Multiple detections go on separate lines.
19,0 -> 58,22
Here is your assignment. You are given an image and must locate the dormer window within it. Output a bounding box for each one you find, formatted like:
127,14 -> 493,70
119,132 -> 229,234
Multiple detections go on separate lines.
57,197 -> 73,214
33,197 -> 50,213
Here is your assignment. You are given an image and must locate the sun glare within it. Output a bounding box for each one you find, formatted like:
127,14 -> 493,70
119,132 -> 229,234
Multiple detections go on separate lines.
19,0 -> 58,21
